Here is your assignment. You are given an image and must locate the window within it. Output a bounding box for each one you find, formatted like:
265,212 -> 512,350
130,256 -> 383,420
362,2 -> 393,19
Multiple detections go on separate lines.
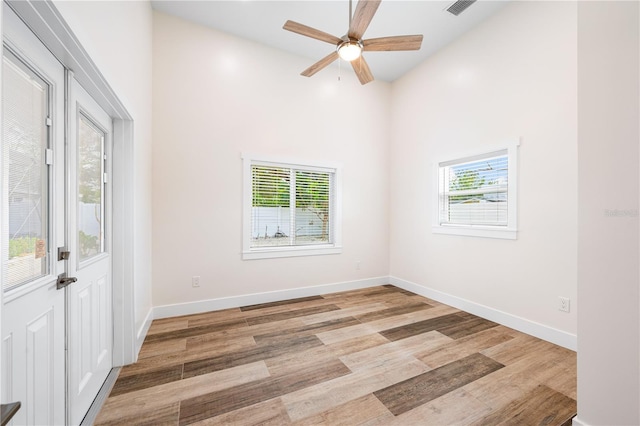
77,113 -> 106,262
242,155 -> 342,259
433,140 -> 519,239
3,49 -> 51,291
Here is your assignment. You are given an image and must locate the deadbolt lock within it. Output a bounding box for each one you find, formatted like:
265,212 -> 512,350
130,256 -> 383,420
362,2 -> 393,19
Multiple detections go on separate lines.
58,247 -> 70,261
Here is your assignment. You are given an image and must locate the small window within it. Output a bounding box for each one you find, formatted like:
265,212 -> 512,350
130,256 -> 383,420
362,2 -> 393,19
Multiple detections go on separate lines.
433,141 -> 519,239
77,113 -> 106,263
242,155 -> 342,260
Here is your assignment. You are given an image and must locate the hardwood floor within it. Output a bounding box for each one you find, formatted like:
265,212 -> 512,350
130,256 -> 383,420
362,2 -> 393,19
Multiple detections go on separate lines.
95,285 -> 576,425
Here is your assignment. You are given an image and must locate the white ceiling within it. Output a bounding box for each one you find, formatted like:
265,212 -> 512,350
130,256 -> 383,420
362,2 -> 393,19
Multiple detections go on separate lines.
150,0 -> 509,82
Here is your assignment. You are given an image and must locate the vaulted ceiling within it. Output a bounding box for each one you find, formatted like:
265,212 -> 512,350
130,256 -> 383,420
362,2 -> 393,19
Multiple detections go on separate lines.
151,0 -> 509,82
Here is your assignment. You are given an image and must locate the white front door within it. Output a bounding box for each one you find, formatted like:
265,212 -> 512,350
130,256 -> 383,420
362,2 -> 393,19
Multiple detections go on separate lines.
2,6 -> 114,425
1,6 -> 66,426
66,78 -> 113,425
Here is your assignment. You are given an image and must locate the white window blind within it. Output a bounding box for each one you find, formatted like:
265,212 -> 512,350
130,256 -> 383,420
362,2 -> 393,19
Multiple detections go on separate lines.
243,155 -> 342,259
250,164 -> 333,248
3,51 -> 50,291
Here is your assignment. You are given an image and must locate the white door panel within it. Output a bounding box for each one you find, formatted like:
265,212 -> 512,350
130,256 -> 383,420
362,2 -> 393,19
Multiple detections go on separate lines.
67,78 -> 113,426
3,283 -> 64,426
1,5 -> 65,426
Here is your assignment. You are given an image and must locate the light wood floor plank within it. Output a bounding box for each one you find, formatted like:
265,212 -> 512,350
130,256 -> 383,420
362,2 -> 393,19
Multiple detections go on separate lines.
138,338 -> 187,360
94,401 -> 180,426
471,384 -> 576,425
386,388 -> 491,426
339,331 -> 451,372
282,357 -> 430,422
417,327 -> 515,369
291,394 -> 393,426
95,361 -> 271,423
189,398 -> 291,426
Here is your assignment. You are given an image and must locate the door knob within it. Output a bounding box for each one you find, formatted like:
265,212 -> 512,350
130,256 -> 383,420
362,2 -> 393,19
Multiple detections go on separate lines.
57,273 -> 77,290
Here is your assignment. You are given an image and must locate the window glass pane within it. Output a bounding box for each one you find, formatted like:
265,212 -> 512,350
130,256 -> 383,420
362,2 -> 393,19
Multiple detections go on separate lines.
251,166 -> 291,247
441,154 -> 508,226
78,114 -> 104,262
295,170 -> 330,245
2,52 -> 49,291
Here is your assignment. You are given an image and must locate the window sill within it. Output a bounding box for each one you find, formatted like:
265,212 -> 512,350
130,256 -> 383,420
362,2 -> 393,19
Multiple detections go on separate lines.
242,245 -> 342,260
432,225 -> 517,240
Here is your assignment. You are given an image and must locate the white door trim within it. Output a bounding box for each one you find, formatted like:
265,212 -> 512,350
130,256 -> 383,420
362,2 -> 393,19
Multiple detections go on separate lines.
2,0 -> 137,367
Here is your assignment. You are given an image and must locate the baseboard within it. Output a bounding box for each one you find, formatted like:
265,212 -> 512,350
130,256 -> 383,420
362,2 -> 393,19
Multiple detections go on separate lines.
389,276 -> 577,351
135,307 -> 154,355
570,417 -> 587,426
153,276 -> 390,319
150,275 -> 577,350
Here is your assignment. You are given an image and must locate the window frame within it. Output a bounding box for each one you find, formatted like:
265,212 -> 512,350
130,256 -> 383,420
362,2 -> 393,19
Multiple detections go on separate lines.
242,154 -> 342,260
432,140 -> 519,240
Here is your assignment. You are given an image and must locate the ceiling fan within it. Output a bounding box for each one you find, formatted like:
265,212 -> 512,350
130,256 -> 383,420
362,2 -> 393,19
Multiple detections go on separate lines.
283,0 -> 423,85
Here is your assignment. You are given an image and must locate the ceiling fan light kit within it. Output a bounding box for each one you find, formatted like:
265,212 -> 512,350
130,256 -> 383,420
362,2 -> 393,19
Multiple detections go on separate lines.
337,39 -> 363,62
283,0 -> 424,85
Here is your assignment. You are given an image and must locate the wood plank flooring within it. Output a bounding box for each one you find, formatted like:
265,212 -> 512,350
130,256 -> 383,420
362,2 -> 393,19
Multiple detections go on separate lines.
95,285 -> 576,425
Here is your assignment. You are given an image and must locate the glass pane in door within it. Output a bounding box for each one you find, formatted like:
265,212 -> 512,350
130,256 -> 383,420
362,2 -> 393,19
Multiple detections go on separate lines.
2,50 -> 50,291
77,114 -> 104,262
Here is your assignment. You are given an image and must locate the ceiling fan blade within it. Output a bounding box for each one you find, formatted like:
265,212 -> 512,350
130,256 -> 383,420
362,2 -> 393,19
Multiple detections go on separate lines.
283,20 -> 342,45
351,55 -> 374,85
301,51 -> 340,77
363,35 -> 424,51
348,0 -> 382,40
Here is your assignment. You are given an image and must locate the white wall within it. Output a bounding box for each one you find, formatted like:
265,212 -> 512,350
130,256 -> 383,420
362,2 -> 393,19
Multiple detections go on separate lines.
53,1 -> 154,339
576,2 -> 639,424
389,1 -> 578,342
152,12 -> 390,307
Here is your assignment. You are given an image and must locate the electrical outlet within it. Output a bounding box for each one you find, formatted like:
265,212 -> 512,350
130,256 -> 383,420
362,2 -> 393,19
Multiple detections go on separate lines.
192,276 -> 200,287
559,296 -> 570,313
356,261 -> 361,270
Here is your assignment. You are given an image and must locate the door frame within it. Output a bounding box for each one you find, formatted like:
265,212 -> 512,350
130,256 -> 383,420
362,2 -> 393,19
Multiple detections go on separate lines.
0,0 -> 138,373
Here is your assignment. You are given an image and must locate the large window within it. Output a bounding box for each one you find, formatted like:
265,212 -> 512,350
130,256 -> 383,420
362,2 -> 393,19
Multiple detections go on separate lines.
243,155 -> 342,259
433,141 -> 519,239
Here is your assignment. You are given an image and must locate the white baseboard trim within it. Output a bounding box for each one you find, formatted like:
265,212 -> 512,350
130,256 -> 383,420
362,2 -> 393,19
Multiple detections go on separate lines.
135,307 -> 154,356
150,275 -> 577,351
389,276 -> 577,351
570,417 -> 587,426
153,276 -> 390,320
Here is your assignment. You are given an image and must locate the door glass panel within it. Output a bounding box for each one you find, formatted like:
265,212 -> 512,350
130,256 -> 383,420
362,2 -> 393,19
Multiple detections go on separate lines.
2,50 -> 50,291
77,114 -> 104,262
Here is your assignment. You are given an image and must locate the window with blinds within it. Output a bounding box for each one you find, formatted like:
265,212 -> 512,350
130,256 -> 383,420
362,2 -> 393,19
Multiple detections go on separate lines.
439,151 -> 508,226
243,156 -> 342,259
2,50 -> 50,291
434,142 -> 519,239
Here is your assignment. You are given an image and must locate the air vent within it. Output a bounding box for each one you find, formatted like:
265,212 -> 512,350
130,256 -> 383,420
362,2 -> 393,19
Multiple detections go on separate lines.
446,0 -> 477,16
